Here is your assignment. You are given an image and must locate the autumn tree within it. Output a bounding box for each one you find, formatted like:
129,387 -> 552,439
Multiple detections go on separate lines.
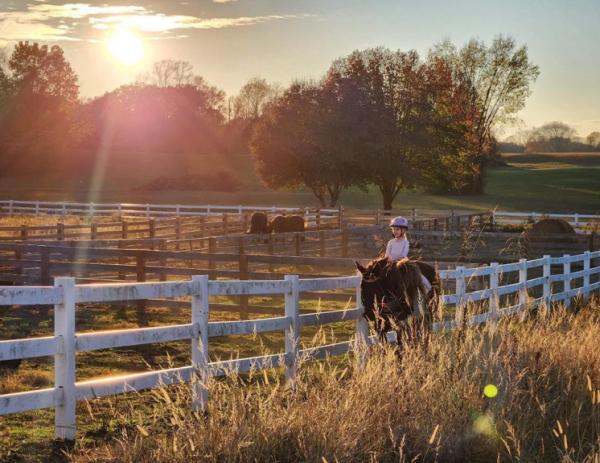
251,81 -> 363,206
0,42 -> 84,175
430,35 -> 540,192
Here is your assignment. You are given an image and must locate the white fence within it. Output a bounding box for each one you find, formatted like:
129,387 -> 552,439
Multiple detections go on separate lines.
0,199 -> 340,221
1,250 -> 599,440
494,211 -> 600,231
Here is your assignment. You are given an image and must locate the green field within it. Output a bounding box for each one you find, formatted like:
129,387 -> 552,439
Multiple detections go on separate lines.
0,151 -> 598,213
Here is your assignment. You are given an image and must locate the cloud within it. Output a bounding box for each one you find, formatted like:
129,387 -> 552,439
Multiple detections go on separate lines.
89,13 -> 311,32
0,3 -> 312,42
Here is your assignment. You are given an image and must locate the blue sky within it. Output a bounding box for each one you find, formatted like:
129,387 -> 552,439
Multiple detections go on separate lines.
1,0 -> 599,137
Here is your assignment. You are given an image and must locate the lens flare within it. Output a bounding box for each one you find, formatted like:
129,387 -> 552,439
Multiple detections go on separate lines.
483,384 -> 498,398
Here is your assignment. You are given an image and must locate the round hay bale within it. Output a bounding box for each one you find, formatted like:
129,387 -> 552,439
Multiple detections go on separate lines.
521,218 -> 577,258
530,218 -> 575,235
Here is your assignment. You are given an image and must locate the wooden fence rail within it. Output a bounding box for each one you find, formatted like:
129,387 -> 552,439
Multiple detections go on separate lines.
1,250 -> 599,439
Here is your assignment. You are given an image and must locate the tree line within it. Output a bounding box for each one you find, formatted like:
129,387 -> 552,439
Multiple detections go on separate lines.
501,121 -> 600,153
0,37 -> 539,208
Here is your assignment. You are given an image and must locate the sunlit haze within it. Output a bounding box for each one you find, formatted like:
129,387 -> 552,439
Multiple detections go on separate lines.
1,0 -> 599,135
106,29 -> 144,65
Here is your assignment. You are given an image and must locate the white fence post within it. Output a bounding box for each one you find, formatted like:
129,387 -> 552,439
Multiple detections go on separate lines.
584,251 -> 591,300
455,266 -> 466,324
354,272 -> 369,369
543,255 -> 551,309
54,277 -> 76,440
176,205 -> 180,216
563,254 -> 571,308
574,213 -> 580,228
490,262 -> 499,322
145,204 -> 150,218
8,200 -> 14,214
191,275 -> 209,411
284,275 -> 300,384
35,201 -> 40,215
518,258 -> 527,310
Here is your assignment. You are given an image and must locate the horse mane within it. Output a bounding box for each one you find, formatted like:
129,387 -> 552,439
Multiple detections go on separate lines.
392,258 -> 426,302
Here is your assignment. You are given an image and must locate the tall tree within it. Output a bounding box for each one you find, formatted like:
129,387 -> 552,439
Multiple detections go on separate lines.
233,77 -> 281,120
0,42 -> 83,175
325,48 -> 430,210
430,36 -> 539,192
251,81 -> 362,206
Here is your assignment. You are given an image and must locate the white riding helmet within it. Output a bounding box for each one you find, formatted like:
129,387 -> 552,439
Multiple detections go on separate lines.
390,216 -> 409,228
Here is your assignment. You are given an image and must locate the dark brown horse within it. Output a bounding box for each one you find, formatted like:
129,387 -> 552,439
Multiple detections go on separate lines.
268,215 -> 305,233
247,212 -> 270,234
356,257 -> 439,344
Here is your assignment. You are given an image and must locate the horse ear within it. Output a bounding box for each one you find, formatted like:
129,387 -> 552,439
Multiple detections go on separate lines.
355,261 -> 367,274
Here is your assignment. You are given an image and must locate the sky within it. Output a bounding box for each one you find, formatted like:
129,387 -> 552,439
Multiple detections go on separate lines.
1,0 -> 599,138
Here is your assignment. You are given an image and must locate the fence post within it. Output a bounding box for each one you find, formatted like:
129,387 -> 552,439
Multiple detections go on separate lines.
191,275 -> 209,411
176,204 -> 180,217
582,251 -> 591,300
294,233 -> 302,256
8,200 -> 13,214
284,275 -> 300,385
35,202 -> 40,215
490,262 -> 499,322
145,204 -> 150,218
121,222 -> 128,239
338,205 -> 344,231
148,219 -> 155,240
136,254 -> 147,322
54,277 -> 76,440
543,255 -> 551,309
315,209 -> 321,228
411,208 -> 416,223
57,222 -> 65,241
341,229 -> 349,258
563,254 -> 571,308
238,254 -> 249,320
20,224 -> 28,241
88,202 -> 94,218
208,238 -> 216,278
90,222 -> 97,241
455,266 -> 466,325
222,215 -> 228,234
518,258 -> 527,310
375,209 -> 381,225
354,271 -> 369,370
574,213 -> 580,228
40,247 -> 51,285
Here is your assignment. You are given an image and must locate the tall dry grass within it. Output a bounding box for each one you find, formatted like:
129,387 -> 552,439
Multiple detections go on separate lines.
70,299 -> 600,463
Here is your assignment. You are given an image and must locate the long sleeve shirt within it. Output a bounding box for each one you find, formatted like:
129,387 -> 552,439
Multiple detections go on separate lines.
384,237 -> 409,261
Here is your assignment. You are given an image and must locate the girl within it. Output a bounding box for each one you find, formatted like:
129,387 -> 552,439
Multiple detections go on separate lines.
385,216 -> 432,293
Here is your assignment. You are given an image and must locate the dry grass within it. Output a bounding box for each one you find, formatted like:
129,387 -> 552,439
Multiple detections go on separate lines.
67,299 -> 600,463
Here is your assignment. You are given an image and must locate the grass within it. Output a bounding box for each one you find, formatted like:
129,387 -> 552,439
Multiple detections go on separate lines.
0,152 -> 599,213
59,299 -> 600,462
2,297 -> 600,462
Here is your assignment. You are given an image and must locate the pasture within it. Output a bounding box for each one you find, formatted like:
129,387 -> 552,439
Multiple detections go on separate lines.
0,152 -> 598,213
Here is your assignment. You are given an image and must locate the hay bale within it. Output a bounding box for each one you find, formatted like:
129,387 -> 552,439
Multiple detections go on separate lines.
530,218 -> 575,235
522,218 -> 578,258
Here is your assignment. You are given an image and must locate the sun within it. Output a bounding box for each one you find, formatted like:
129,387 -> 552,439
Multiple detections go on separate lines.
107,29 -> 144,66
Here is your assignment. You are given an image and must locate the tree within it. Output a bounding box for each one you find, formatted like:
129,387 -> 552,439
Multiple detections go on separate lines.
233,77 -> 281,120
430,35 -> 539,192
586,131 -> 600,148
325,48 -> 431,210
526,121 -> 578,152
0,42 -> 83,175
251,81 -> 363,206
138,59 -> 194,87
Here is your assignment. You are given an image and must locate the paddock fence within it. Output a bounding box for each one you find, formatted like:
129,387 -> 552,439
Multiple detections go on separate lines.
1,250 -> 599,440
494,211 -> 600,232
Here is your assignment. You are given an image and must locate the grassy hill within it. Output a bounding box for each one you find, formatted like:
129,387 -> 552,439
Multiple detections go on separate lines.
0,151 -> 598,213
